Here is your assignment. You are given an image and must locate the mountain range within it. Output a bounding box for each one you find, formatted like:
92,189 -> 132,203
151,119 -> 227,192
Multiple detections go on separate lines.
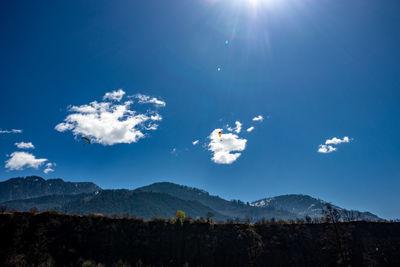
0,176 -> 382,221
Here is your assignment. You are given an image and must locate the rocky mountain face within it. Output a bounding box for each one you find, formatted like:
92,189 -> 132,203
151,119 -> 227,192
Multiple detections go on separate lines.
251,194 -> 380,221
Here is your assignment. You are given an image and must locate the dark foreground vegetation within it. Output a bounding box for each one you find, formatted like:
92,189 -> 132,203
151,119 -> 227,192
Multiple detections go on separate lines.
0,211 -> 399,267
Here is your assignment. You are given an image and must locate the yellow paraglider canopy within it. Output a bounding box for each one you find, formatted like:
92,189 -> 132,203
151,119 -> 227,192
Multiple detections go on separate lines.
81,137 -> 90,144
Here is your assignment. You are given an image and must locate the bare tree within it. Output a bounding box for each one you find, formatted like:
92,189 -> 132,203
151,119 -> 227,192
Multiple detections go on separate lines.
323,204 -> 349,265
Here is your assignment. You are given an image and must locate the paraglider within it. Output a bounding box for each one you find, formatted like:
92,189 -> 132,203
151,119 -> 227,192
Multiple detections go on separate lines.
218,131 -> 222,138
81,137 -> 90,144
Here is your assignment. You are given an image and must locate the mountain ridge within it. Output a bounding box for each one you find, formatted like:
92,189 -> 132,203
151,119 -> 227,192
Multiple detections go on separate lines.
0,176 -> 101,203
0,177 -> 382,221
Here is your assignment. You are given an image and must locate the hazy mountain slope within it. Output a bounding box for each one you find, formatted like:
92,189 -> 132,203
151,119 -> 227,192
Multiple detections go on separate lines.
136,182 -> 296,220
251,194 -> 381,221
0,176 -> 101,203
61,189 -> 226,220
0,193 -> 92,211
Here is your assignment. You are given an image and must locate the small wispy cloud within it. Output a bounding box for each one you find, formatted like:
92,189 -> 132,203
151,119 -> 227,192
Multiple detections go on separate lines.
325,136 -> 350,145
0,129 -> 22,134
15,142 -> 35,149
318,145 -> 337,154
246,126 -> 255,132
132,94 -> 166,107
192,140 -> 199,145
103,89 -> 126,102
234,121 -> 242,133
171,148 -> 177,155
227,121 -> 242,133
318,136 -> 351,154
5,152 -> 48,171
43,162 -> 56,174
252,115 -> 263,122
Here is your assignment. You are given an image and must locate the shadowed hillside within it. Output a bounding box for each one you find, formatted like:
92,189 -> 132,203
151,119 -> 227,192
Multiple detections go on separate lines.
0,176 -> 101,203
60,190 -> 225,220
0,212 -> 399,267
136,182 -> 297,220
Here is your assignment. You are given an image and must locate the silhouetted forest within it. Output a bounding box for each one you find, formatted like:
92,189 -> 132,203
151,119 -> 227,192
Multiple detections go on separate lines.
0,211 -> 399,267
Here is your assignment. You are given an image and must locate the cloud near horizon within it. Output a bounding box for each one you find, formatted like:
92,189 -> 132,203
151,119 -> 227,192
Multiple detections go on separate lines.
208,129 -> 247,164
15,142 -> 35,149
55,90 -> 165,146
5,152 -> 48,171
43,162 -> 56,174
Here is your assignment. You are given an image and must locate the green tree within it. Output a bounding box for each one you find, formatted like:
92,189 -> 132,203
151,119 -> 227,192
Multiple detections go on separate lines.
173,210 -> 185,226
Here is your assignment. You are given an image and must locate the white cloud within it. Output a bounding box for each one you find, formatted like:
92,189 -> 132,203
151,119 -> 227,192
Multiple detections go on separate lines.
192,140 -> 199,145
208,129 -> 247,164
318,136 -> 351,154
325,136 -> 350,145
227,121 -> 242,133
43,162 -> 56,174
15,142 -> 35,149
252,115 -> 263,122
318,145 -> 337,154
103,89 -> 125,102
5,152 -> 48,171
247,126 -> 255,132
132,94 -> 166,107
55,90 -> 165,146
0,129 -> 22,134
234,121 -> 242,133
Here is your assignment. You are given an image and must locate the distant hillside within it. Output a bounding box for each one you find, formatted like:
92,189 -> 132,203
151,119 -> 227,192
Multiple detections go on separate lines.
0,193 -> 92,211
251,194 -> 381,221
0,176 -> 101,203
60,190 -> 225,220
137,182 -> 298,220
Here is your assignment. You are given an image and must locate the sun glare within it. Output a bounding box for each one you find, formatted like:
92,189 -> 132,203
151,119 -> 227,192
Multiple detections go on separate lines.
248,0 -> 259,5
243,0 -> 283,9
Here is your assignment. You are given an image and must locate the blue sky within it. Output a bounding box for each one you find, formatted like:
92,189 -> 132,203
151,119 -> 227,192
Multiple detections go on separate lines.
0,0 -> 399,219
